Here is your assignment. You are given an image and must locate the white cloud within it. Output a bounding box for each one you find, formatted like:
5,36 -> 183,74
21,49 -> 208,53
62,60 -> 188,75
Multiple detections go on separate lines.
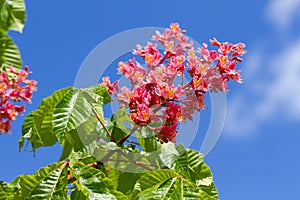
224,36 -> 300,136
266,0 -> 300,28
258,37 -> 300,119
223,0 -> 300,137
224,96 -> 257,137
223,52 -> 263,137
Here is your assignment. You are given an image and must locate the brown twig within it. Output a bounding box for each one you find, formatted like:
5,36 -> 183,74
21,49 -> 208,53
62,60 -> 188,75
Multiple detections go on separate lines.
107,158 -> 154,171
117,125 -> 138,145
126,139 -> 140,146
92,108 -> 115,142
118,150 -> 158,171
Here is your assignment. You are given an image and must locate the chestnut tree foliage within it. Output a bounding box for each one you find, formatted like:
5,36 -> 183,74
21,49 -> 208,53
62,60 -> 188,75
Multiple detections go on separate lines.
0,1 -> 247,199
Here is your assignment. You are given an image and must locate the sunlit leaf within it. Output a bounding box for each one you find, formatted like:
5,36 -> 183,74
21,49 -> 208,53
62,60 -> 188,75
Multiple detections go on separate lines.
15,162 -> 68,200
0,181 -> 18,200
20,85 -> 112,159
0,35 -> 22,74
0,0 -> 26,33
69,162 -> 128,200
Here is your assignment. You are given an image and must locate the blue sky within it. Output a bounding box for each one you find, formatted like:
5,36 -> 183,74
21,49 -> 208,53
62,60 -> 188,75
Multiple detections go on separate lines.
1,0 -> 300,199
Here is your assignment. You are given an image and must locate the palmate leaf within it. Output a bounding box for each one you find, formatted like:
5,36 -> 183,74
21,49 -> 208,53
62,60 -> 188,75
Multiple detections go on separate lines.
20,87 -> 76,150
52,88 -> 94,140
19,85 -> 112,159
111,108 -> 133,142
94,108 -> 134,143
69,162 -> 107,199
93,142 -> 161,174
53,85 -> 110,139
136,126 -> 159,153
1,161 -> 128,200
131,169 -> 181,199
192,163 -> 218,199
1,157 -> 217,200
87,84 -> 113,105
0,181 -> 18,200
69,162 -> 128,200
171,145 -> 218,198
0,0 -> 26,33
14,162 -> 68,200
132,167 -> 218,200
158,143 -> 218,199
0,0 -> 25,74
0,35 -> 22,74
108,168 -> 143,195
159,143 -> 205,178
138,177 -> 184,200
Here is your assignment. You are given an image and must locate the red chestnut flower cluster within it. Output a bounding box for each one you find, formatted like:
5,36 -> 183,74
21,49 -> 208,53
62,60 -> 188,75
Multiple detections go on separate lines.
0,66 -> 37,134
102,23 -> 246,143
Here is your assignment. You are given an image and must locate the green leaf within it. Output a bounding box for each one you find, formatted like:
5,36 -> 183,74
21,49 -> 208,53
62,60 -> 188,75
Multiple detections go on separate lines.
93,143 -> 160,173
15,162 -> 68,200
20,85 -> 111,158
0,35 -> 22,74
70,189 -> 88,200
52,86 -> 110,159
136,126 -> 158,152
58,129 -> 85,161
133,167 -> 218,200
52,89 -> 93,139
86,84 -> 113,105
139,177 -> 184,200
0,181 -> 18,200
102,177 -> 130,200
95,117 -> 114,141
0,0 -> 26,33
108,168 -> 143,195
193,163 -> 218,199
159,143 -> 204,178
52,85 -> 111,140
20,87 -> 75,151
69,162 -> 128,200
131,169 -> 180,198
111,108 -> 133,142
158,143 -> 218,199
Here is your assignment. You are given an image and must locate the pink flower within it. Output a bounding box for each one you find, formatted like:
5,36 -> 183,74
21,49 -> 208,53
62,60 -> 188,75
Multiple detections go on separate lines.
0,71 -> 8,85
101,23 -> 246,143
0,120 -> 11,133
118,59 -> 146,84
232,43 -> 247,57
155,84 -> 181,101
210,76 -> 227,92
210,38 -> 221,47
28,80 -> 38,92
218,42 -> 233,56
0,83 -> 7,95
129,87 -> 151,109
190,75 -> 208,92
210,50 -> 219,60
0,66 -> 37,134
130,104 -> 152,125
117,87 -> 133,107
170,23 -> 181,33
136,43 -> 163,67
133,43 -> 163,67
183,94 -> 206,112
101,77 -> 119,94
158,122 -> 178,143
21,90 -> 33,102
165,102 -> 183,122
